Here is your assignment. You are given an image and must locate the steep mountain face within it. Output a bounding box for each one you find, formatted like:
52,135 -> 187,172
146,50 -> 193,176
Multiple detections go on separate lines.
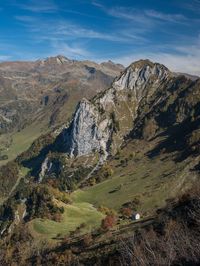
58,98 -> 112,157
53,60 -> 171,158
0,55 -> 123,134
130,76 -> 200,162
39,59 -> 200,184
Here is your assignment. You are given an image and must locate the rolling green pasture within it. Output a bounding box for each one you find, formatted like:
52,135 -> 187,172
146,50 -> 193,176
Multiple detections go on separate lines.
31,202 -> 104,239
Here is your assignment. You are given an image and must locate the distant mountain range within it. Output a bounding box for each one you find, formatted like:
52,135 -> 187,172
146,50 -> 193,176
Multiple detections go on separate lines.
0,55 -> 124,134
0,55 -> 124,164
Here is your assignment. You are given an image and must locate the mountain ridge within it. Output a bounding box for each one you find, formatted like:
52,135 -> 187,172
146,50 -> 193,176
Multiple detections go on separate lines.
47,59 -> 174,158
0,55 -> 124,165
37,59 -> 200,182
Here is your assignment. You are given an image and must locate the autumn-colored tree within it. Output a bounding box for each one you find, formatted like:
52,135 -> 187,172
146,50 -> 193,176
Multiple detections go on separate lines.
121,207 -> 132,218
101,215 -> 117,230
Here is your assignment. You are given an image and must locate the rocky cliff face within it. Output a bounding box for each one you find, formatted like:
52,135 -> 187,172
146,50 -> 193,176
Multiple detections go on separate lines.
113,59 -> 170,97
53,60 -> 172,159
58,98 -> 112,157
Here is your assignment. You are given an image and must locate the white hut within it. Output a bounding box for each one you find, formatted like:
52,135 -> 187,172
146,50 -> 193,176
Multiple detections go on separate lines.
132,213 -> 140,221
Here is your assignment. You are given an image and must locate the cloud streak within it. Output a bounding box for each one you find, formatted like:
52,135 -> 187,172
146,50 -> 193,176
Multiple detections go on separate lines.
50,42 -> 91,58
14,0 -> 58,13
182,0 -> 200,14
112,39 -> 200,76
15,15 -> 145,43
144,9 -> 187,23
93,2 -> 188,25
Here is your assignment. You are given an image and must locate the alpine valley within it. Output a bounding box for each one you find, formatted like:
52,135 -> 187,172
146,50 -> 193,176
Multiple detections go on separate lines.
0,57 -> 200,266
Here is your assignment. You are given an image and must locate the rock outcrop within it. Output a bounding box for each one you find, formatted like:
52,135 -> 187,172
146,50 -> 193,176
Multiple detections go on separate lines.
54,59 -> 172,158
112,59 -> 170,98
56,98 -> 112,157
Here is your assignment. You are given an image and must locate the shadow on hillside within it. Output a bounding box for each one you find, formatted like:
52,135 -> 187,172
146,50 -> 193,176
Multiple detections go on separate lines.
21,143 -> 54,178
147,117 -> 200,163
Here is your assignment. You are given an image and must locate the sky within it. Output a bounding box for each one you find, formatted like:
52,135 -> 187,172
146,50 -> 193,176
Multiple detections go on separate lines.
0,0 -> 200,75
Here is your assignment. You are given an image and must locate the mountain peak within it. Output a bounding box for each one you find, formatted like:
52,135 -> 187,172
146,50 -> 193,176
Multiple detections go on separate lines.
112,59 -> 171,94
130,59 -> 170,72
130,59 -> 154,68
101,60 -> 116,66
36,55 -> 71,65
55,55 -> 71,63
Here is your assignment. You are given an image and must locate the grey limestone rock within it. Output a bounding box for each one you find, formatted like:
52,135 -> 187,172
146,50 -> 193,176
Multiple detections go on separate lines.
57,98 -> 112,157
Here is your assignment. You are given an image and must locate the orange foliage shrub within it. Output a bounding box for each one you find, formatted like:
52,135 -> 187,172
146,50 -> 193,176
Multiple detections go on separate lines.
101,215 -> 117,230
121,207 -> 132,218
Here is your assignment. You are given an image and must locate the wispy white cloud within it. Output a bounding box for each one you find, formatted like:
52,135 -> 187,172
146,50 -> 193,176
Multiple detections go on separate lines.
182,0 -> 200,14
14,11 -> 150,61
91,1 -> 104,9
91,2 -> 199,75
15,0 -> 58,13
112,38 -> 200,76
114,53 -> 200,76
15,15 -> 145,43
104,7 -> 153,27
15,15 -> 35,23
93,2 -> 188,25
50,42 -> 91,59
144,10 -> 187,23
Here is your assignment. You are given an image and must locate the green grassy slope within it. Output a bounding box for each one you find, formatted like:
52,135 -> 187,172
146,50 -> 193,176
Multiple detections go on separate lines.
0,121 -> 45,167
72,155 -> 188,214
30,201 -> 104,239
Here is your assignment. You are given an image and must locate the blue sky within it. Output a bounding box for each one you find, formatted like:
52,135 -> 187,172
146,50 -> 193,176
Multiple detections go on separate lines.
0,0 -> 200,75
